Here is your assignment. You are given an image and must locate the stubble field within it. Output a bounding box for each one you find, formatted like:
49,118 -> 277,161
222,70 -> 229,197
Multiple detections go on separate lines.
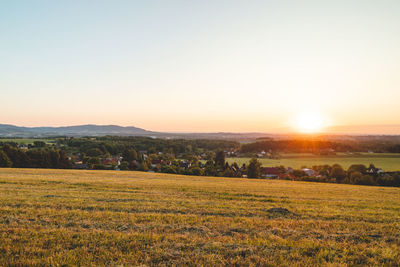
0,168 -> 399,266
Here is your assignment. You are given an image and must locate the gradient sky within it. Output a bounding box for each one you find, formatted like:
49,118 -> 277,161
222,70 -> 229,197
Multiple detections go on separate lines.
1,0 -> 400,133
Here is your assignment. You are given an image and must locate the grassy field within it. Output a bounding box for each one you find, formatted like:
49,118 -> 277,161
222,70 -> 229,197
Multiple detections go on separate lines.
0,138 -> 55,145
0,168 -> 399,266
227,154 -> 400,171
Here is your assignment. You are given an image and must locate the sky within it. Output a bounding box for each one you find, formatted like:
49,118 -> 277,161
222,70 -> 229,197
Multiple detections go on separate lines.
1,0 -> 400,133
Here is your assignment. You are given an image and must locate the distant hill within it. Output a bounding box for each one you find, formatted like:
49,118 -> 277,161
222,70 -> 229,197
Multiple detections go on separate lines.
0,123 -> 277,140
325,125 -> 400,135
2,123 -> 400,139
0,124 -> 153,137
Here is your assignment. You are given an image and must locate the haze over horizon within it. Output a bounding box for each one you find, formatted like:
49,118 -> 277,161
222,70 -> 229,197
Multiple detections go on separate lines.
2,1 -> 400,133
3,122 -> 400,136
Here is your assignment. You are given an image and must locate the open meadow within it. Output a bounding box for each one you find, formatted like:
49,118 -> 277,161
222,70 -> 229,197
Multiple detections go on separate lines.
0,168 -> 399,266
227,153 -> 400,171
0,138 -> 55,145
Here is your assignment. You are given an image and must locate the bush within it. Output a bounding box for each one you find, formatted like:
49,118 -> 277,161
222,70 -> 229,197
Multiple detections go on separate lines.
119,161 -> 129,170
350,172 -> 376,185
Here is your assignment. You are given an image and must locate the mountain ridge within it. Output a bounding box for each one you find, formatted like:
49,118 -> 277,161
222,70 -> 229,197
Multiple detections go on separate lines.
0,124 -> 152,137
1,123 -> 400,138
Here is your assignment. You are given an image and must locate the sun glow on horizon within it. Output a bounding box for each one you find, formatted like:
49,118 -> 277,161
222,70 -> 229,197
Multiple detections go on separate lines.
294,112 -> 327,133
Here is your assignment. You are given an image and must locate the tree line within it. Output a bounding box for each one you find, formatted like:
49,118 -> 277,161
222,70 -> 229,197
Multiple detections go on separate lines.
0,144 -> 71,169
241,139 -> 400,153
1,137 -> 400,187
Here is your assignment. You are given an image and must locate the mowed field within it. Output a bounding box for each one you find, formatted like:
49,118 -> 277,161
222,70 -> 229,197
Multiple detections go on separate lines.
227,154 -> 400,171
0,169 -> 399,266
0,138 -> 55,144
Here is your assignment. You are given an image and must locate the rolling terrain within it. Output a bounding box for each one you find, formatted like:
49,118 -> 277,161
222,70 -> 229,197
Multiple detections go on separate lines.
0,168 -> 399,266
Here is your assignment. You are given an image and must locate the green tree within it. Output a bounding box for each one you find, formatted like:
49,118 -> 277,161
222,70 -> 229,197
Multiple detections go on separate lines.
86,157 -> 101,169
122,149 -> 138,162
0,150 -> 12,167
204,160 -> 217,176
348,164 -> 367,175
247,158 -> 261,178
138,161 -> 149,171
349,171 -> 363,184
33,141 -> 46,148
119,161 -> 129,170
292,169 -> 306,178
222,167 -> 235,177
58,151 -> 72,169
161,165 -> 177,174
187,166 -> 203,176
215,151 -> 225,169
330,164 -> 346,182
86,148 -> 103,157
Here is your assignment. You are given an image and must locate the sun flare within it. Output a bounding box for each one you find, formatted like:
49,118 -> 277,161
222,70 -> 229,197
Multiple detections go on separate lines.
295,112 -> 326,133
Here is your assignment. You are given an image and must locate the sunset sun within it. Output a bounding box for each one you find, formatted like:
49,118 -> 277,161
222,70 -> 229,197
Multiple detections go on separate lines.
295,112 -> 326,133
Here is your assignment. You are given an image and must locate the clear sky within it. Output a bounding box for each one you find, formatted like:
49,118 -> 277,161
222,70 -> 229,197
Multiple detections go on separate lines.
1,0 -> 400,133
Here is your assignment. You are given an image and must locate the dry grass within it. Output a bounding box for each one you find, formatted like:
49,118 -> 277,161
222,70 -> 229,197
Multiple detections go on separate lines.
0,168 -> 399,266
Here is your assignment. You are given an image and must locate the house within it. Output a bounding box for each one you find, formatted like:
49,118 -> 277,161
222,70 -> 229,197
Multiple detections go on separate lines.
138,151 -> 148,160
226,151 -> 237,157
180,160 -> 191,169
302,168 -> 317,177
262,167 -> 280,178
18,145 -> 28,150
367,166 -> 384,175
102,157 -> 119,166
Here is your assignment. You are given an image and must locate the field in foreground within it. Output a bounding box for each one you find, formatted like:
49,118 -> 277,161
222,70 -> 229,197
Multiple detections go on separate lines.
227,153 -> 400,171
0,169 -> 399,266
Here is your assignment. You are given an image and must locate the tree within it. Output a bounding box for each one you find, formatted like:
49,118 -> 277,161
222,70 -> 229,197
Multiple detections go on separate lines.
215,151 -> 225,169
86,148 -> 103,157
3,145 -> 29,167
348,164 -> 367,175
349,171 -> 363,184
58,151 -> 72,169
350,173 -> 375,185
86,157 -> 101,169
222,167 -> 235,177
93,164 -> 106,170
49,150 -> 60,168
330,164 -> 346,182
161,165 -> 177,174
122,149 -> 138,162
247,158 -> 261,178
138,161 -> 149,171
0,150 -> 12,167
189,166 -> 203,176
33,141 -> 46,148
204,160 -> 217,176
377,175 -> 397,186
292,169 -> 306,178
120,161 -> 129,170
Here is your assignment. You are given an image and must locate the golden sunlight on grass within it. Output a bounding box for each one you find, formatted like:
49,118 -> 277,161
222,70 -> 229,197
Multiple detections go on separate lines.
0,168 -> 399,266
